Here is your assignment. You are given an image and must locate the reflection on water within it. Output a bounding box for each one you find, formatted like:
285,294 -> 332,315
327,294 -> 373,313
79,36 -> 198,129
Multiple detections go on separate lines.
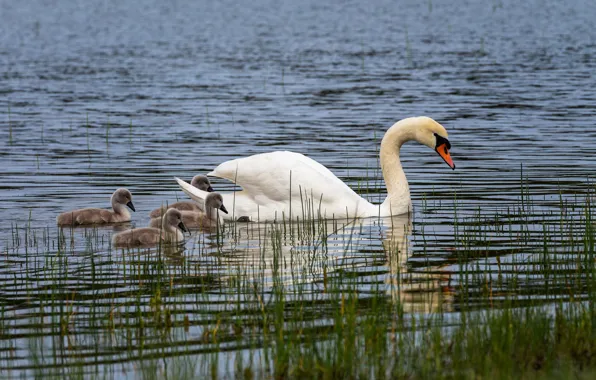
382,214 -> 454,313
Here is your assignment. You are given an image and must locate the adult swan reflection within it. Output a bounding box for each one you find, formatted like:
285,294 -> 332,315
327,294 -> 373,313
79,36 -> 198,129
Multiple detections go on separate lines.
191,214 -> 452,313
381,214 -> 453,313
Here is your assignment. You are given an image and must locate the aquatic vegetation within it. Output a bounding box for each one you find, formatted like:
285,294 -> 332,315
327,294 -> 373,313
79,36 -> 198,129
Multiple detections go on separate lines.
1,187 -> 595,378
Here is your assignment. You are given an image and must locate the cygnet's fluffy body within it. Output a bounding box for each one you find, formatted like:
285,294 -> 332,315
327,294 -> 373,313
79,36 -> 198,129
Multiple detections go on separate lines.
57,188 -> 135,226
149,175 -> 213,218
149,193 -> 228,229
112,209 -> 188,248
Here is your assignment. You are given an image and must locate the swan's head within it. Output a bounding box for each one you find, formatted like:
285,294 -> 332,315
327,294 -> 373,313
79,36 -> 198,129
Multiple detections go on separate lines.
190,175 -> 214,192
164,208 -> 188,233
205,192 -> 228,214
414,117 -> 455,170
112,188 -> 135,211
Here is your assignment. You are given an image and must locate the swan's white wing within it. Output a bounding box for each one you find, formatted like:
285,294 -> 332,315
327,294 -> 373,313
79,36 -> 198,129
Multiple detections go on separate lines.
175,177 -> 209,203
207,151 -> 374,220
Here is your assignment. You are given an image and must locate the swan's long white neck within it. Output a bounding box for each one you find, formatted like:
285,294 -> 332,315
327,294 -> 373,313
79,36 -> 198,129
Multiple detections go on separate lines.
379,120 -> 420,216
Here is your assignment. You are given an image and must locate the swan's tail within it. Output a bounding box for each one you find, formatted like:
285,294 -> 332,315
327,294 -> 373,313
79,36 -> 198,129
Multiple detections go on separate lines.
175,177 -> 209,203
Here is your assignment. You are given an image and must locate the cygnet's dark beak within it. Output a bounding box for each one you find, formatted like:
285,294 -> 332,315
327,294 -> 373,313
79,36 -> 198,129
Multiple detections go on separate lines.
178,221 -> 188,233
207,185 -> 214,192
126,201 -> 136,212
219,204 -> 228,214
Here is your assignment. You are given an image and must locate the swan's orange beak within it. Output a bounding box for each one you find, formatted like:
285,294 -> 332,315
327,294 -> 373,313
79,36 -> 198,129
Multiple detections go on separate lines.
436,143 -> 455,170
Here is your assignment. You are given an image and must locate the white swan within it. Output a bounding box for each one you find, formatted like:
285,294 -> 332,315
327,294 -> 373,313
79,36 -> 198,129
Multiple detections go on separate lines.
176,116 -> 455,221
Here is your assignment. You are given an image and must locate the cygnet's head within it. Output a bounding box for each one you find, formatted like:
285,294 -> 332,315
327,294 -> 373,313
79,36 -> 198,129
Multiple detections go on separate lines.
112,188 -> 135,211
204,193 -> 228,214
164,208 -> 188,232
191,175 -> 214,192
411,116 -> 455,170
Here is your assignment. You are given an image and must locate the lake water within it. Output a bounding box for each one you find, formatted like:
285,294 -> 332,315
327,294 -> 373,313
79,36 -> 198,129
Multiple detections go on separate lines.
1,0 -> 596,377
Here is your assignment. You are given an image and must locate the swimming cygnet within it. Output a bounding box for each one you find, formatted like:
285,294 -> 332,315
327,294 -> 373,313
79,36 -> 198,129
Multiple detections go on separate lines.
112,208 -> 188,248
56,188 -> 135,226
149,192 -> 228,229
149,175 -> 214,218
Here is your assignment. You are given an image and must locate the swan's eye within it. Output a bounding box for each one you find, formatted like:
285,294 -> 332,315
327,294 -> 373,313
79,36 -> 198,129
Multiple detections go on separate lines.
434,134 -> 451,150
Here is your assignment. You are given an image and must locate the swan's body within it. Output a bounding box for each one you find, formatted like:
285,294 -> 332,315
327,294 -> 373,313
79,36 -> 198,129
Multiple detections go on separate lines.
177,117 -> 455,222
149,175 -> 213,218
149,193 -> 228,229
113,209 -> 188,248
57,188 -> 135,226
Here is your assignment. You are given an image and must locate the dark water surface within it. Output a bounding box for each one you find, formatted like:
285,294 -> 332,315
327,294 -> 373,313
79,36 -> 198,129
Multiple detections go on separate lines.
1,0 -> 596,377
